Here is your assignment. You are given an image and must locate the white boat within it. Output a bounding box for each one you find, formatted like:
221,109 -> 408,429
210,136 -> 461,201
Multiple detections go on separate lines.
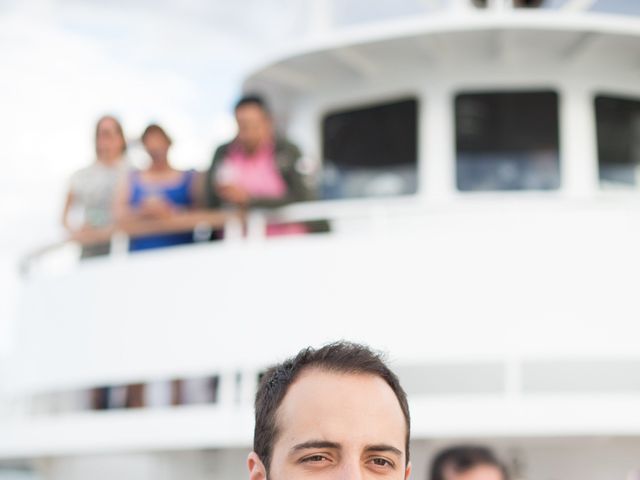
3,0 -> 640,478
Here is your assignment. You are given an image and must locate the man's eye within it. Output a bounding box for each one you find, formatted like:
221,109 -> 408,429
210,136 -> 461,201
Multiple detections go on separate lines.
371,457 -> 393,467
301,455 -> 327,463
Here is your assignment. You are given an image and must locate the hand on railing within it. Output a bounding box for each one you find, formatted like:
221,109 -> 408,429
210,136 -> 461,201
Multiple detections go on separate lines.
22,196 -> 414,275
114,209 -> 233,239
67,225 -> 116,246
20,208 -> 244,276
63,210 -> 235,247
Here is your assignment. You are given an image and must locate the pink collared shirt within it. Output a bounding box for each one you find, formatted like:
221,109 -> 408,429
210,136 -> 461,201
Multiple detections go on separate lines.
222,141 -> 287,198
221,141 -> 306,237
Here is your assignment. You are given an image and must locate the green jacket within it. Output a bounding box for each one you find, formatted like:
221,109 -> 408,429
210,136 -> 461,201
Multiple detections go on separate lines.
204,138 -> 314,209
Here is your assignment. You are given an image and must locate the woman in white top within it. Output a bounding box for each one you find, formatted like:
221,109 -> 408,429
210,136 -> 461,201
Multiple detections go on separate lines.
62,115 -> 127,258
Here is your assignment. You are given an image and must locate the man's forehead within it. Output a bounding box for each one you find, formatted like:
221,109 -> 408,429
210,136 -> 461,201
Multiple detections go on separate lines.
273,368 -> 406,452
280,367 -> 395,405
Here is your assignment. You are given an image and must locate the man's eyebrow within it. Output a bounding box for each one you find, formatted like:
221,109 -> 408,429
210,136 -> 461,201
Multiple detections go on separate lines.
364,444 -> 403,457
290,440 -> 341,453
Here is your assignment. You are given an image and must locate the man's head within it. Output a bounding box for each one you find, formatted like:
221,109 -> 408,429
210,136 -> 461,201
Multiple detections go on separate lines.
249,341 -> 411,480
430,446 -> 508,480
234,94 -> 273,154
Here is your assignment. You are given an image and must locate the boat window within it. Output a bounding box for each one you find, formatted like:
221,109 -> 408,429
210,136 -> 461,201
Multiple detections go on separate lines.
455,90 -> 560,191
595,95 -> 640,189
321,98 -> 418,199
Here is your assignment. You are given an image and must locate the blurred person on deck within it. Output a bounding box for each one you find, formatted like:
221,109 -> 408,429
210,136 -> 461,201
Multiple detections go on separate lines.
114,124 -> 199,251
429,445 -> 509,480
202,94 -> 316,237
62,115 -> 128,258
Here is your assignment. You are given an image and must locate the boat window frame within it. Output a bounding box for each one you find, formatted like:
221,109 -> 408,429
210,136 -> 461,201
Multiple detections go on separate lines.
452,88 -> 563,193
594,92 -> 640,191
318,94 -> 421,200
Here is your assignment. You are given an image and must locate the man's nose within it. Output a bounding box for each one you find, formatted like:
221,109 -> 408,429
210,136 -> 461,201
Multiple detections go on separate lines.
337,460 -> 365,480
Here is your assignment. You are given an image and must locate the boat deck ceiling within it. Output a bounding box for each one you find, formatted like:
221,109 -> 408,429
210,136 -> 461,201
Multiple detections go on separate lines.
246,24 -> 640,93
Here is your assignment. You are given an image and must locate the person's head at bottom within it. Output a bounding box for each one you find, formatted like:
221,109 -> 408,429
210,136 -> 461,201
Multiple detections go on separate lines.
430,446 -> 509,480
248,341 -> 411,480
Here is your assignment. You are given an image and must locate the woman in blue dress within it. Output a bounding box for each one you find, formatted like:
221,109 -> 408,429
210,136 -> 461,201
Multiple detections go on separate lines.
114,124 -> 197,251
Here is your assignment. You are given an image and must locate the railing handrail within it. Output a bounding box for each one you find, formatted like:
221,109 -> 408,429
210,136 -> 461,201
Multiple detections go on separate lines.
19,209 -> 236,277
19,197 -> 426,276
22,190 -> 640,276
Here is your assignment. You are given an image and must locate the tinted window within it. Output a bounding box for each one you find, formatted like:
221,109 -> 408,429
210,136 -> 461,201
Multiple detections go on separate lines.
595,95 -> 640,189
322,98 -> 418,199
455,91 -> 560,191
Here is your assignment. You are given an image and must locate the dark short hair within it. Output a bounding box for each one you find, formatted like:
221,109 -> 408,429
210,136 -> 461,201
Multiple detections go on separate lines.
235,94 -> 270,115
141,123 -> 172,146
430,445 -> 509,480
253,341 -> 410,473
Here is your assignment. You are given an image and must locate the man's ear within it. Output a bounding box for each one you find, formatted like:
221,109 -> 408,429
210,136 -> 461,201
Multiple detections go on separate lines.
248,452 -> 267,480
404,461 -> 412,480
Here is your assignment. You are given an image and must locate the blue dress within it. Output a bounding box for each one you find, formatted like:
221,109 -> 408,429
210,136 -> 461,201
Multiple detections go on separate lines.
128,170 -> 195,252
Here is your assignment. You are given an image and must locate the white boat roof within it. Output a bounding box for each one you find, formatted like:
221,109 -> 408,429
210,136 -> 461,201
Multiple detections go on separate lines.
245,6 -> 640,96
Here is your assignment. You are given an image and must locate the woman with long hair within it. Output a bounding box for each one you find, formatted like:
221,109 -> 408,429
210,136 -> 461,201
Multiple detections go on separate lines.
62,115 -> 128,258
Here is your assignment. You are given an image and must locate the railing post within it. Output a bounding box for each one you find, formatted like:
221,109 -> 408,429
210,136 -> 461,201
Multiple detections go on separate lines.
239,368 -> 258,407
110,231 -> 129,257
223,213 -> 244,243
246,211 -> 268,242
487,0 -> 511,12
217,370 -> 236,408
505,356 -> 522,401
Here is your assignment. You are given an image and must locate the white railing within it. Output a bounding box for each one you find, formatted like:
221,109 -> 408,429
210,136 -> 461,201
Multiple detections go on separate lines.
20,195 -> 428,277
20,209 -> 234,276
21,190 -> 640,277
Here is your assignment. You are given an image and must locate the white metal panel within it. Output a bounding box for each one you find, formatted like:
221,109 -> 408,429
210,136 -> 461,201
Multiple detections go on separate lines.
10,200 -> 640,395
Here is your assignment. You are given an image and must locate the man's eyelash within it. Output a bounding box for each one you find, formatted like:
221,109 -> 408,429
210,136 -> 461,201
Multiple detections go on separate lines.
301,455 -> 327,463
371,457 -> 394,467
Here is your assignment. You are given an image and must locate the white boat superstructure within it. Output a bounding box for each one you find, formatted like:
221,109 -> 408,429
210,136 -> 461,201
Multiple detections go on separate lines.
3,1 -> 640,479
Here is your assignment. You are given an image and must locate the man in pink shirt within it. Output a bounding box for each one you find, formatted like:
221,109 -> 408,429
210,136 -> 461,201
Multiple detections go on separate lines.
204,95 -> 313,211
